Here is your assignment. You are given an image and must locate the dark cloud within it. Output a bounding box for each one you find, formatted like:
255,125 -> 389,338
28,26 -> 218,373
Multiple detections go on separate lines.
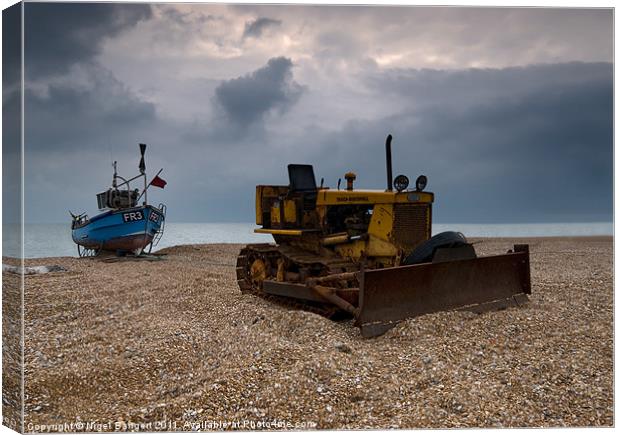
366,62 -> 612,109
214,57 -> 303,125
24,2 -> 152,79
433,77 -> 612,222
304,62 -> 613,223
2,4 -> 22,225
242,17 -> 281,39
24,66 -> 156,152
2,3 -> 21,90
107,62 -> 612,224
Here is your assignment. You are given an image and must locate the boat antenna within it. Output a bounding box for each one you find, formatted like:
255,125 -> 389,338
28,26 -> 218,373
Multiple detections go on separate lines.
139,143 -> 147,205
112,161 -> 118,188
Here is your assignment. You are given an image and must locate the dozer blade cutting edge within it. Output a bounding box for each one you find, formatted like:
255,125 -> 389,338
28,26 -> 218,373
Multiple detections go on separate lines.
356,244 -> 531,337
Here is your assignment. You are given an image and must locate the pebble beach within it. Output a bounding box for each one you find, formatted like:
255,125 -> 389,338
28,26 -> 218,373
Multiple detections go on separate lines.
3,237 -> 613,430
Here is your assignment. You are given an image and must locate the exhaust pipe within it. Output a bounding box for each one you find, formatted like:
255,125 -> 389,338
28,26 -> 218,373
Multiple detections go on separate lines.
385,134 -> 393,191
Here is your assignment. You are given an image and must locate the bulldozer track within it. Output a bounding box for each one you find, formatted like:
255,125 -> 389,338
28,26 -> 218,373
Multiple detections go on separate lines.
236,244 -> 359,319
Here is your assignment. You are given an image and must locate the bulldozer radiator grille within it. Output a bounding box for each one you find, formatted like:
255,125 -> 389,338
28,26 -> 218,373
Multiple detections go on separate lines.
391,204 -> 431,252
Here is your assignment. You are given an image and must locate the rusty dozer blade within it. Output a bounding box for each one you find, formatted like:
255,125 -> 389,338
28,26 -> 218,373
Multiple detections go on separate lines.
357,244 -> 531,337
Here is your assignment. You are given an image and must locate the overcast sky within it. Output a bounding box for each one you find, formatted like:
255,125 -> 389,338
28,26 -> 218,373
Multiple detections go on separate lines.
3,2 -> 613,223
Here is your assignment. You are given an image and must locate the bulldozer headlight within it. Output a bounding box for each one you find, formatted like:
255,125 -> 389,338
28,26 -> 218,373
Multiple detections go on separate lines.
394,174 -> 409,192
415,175 -> 427,191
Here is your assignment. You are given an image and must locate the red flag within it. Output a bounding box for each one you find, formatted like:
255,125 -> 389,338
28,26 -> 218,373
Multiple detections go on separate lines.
150,174 -> 167,189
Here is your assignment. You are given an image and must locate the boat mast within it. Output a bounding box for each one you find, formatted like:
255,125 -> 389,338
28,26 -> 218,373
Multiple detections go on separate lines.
112,161 -> 118,189
139,143 -> 147,206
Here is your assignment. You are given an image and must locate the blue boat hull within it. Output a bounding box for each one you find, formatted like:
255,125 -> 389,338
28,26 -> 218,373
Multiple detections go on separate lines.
72,205 -> 164,253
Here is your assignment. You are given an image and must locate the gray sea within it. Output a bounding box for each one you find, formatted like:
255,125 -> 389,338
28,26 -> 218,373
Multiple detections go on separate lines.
2,222 -> 613,259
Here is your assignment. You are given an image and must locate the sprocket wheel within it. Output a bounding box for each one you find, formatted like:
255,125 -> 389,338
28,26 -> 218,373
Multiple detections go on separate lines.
249,258 -> 268,289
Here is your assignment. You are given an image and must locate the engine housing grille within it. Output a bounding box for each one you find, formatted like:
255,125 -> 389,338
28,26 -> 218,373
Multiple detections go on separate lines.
391,203 -> 431,252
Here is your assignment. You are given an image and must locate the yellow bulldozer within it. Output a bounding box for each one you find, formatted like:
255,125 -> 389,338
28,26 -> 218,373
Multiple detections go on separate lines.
237,135 -> 531,336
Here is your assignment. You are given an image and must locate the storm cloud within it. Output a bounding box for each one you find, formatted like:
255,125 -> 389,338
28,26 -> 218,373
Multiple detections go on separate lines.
310,62 -> 613,223
20,3 -> 156,152
3,3 -> 22,225
214,57 -> 303,125
243,17 -> 281,39
24,2 -> 152,79
2,3 -> 21,90
24,67 -> 157,152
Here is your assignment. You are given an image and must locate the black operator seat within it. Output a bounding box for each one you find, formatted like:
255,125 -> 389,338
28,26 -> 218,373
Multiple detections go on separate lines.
288,164 -> 318,211
288,164 -> 317,192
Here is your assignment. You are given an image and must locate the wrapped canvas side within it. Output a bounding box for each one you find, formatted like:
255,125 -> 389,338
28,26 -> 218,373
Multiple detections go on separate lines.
2,2 -> 24,433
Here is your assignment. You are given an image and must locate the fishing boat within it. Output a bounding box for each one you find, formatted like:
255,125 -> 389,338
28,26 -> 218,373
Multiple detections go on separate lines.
71,143 -> 167,257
